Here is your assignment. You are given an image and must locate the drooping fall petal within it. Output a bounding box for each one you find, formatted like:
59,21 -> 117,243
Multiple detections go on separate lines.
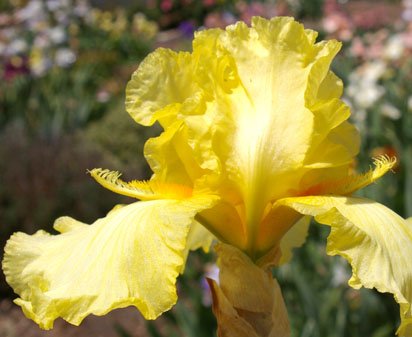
2,196 -> 216,329
278,196 -> 412,335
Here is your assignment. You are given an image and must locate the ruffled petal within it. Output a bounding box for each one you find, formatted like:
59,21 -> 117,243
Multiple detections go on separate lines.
125,17 -> 354,199
124,17 -> 363,253
2,196 -> 216,329
217,18 -> 346,206
143,121 -> 211,186
125,48 -> 202,127
278,195 -> 412,335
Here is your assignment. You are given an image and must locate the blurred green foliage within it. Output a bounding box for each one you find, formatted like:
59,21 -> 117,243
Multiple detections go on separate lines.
293,0 -> 324,19
276,224 -> 399,337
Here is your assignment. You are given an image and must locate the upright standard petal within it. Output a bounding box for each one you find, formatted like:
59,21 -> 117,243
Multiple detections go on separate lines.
3,196 -> 216,329
278,196 -> 412,335
215,18 -> 351,203
125,17 -> 360,255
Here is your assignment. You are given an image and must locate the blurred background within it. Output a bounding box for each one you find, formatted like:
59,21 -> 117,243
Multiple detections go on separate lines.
0,0 -> 411,336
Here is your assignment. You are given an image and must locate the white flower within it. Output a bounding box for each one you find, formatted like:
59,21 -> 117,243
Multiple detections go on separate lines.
7,39 -> 28,55
331,258 -> 350,287
384,34 -> 405,60
74,0 -> 90,17
49,26 -> 66,44
46,0 -> 61,11
381,103 -> 402,120
346,61 -> 386,109
403,0 -> 412,8
353,86 -> 385,109
55,48 -> 76,67
363,60 -> 386,82
33,35 -> 51,49
16,0 -> 45,22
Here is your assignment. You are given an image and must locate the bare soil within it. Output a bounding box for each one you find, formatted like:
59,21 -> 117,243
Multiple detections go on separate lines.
0,299 -> 148,337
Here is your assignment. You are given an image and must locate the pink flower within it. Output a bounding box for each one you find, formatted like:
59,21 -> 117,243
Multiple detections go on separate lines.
160,0 -> 173,12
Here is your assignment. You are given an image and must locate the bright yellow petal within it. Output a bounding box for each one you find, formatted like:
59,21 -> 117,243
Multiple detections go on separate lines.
144,121 -> 212,186
2,196 -> 216,329
198,17 -> 355,252
303,70 -> 359,168
278,195 -> 412,335
300,155 -> 396,196
124,17 -> 362,253
125,17 -> 355,195
125,48 -> 203,127
89,168 -> 193,200
219,18 -> 346,205
196,201 -> 247,250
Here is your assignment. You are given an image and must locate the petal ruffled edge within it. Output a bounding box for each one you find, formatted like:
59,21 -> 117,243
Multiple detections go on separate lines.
278,196 -> 412,336
2,195 -> 217,329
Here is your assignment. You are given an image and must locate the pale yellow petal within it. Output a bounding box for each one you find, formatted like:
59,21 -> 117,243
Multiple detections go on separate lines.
53,216 -> 87,233
125,48 -> 203,127
278,216 -> 311,265
220,18 -> 345,204
303,121 -> 360,169
124,17 -> 362,253
3,196 -> 216,329
179,221 -> 215,273
187,18 -> 352,254
125,17 -> 355,200
316,70 -> 343,100
185,221 -> 215,254
279,195 -> 412,335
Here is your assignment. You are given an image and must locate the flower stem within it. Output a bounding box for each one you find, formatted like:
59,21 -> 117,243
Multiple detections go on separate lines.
208,243 -> 290,337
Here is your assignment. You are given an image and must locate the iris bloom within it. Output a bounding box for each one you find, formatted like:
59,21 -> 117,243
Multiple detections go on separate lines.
3,17 -> 412,336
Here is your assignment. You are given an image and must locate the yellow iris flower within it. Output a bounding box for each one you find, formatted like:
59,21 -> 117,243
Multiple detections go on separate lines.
3,17 -> 412,335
